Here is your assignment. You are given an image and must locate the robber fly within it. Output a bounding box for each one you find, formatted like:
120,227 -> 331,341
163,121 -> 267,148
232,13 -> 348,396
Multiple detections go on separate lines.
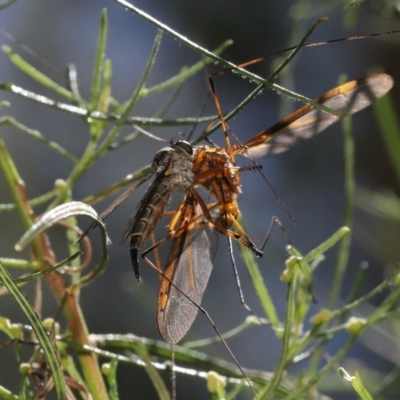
120,140 -> 195,280
80,73 -> 393,345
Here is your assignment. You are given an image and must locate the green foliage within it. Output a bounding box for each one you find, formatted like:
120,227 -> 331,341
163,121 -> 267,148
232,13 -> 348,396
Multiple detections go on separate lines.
0,1 -> 399,399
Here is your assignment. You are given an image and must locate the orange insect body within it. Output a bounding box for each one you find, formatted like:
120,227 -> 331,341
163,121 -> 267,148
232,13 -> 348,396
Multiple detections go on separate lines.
193,147 -> 241,226
81,74 -> 394,345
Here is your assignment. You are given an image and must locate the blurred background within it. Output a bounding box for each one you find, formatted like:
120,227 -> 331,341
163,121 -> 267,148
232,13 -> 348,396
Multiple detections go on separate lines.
0,0 -> 400,398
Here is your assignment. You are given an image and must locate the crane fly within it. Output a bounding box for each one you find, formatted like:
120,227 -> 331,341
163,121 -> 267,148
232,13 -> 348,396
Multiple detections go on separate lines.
155,73 -> 394,343
190,74 -> 394,253
79,73 -> 393,345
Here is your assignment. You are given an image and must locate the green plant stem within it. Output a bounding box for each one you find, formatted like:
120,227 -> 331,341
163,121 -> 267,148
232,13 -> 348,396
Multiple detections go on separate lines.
144,40 -> 232,98
0,189 -> 56,212
49,30 -> 163,208
0,138 -> 108,398
0,83 -> 216,125
115,0 -> 338,117
2,45 -> 76,102
0,261 -> 67,400
0,258 -> 40,269
134,342 -> 171,400
259,279 -> 296,399
373,89 -> 400,186
0,116 -> 77,163
237,240 -> 279,329
329,103 -> 355,309
91,9 -> 108,109
0,0 -> 17,11
0,385 -> 19,400
97,29 -> 163,156
183,317 -> 266,349
0,253 -> 80,286
0,138 -> 42,259
310,110 -> 354,376
284,333 -> 358,400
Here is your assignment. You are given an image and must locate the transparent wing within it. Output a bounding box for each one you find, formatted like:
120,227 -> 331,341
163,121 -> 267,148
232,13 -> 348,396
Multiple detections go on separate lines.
120,173 -> 171,244
76,173 -> 152,244
243,74 -> 393,159
157,202 -> 218,344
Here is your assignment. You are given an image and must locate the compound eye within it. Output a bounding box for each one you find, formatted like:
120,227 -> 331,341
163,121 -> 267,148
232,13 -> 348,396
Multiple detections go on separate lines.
175,140 -> 193,155
152,148 -> 172,172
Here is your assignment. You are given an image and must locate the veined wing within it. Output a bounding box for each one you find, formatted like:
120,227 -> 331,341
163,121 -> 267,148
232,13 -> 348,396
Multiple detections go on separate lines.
76,173 -> 153,243
157,197 -> 218,344
121,171 -> 176,279
242,74 -> 393,159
